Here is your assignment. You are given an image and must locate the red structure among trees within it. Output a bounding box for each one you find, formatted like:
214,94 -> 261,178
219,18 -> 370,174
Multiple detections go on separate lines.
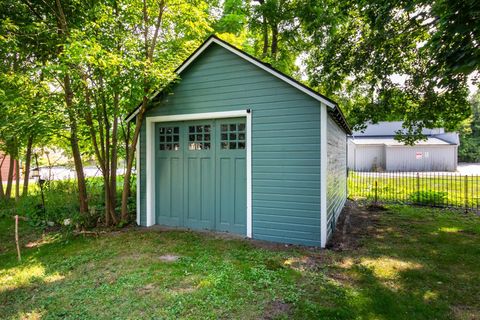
0,152 -> 16,182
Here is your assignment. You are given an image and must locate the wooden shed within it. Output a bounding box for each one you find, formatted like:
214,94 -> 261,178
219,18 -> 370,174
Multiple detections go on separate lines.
128,36 -> 351,247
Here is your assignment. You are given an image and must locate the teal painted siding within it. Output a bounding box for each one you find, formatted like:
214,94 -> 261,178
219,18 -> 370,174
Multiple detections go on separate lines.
139,43 -> 322,246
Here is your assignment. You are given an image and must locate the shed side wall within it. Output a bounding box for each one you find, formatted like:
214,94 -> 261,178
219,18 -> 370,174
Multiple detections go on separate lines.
385,146 -> 457,171
139,43 -> 322,246
350,145 -> 385,171
326,116 -> 347,238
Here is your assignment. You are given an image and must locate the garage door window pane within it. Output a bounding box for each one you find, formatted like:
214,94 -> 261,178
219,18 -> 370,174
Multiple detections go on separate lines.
159,126 -> 180,151
221,122 -> 246,150
188,125 -> 211,150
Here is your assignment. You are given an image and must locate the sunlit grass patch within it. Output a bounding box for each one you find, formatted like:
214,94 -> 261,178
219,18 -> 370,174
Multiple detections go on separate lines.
438,226 -> 462,233
25,233 -> 62,249
360,257 -> 423,280
423,290 -> 439,302
0,263 -> 50,292
14,310 -> 44,320
0,205 -> 479,319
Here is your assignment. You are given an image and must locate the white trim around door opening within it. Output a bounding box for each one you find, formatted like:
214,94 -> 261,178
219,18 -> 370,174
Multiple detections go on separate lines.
145,109 -> 253,238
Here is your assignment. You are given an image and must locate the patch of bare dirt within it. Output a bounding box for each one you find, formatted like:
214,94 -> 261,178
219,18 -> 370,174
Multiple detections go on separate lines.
159,254 -> 180,262
249,239 -> 310,252
327,200 -> 384,251
451,305 -> 480,320
137,283 -> 156,294
262,300 -> 292,320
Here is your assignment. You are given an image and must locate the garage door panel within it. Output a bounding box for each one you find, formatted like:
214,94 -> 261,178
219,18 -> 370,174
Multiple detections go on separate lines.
216,118 -> 247,234
169,158 -> 183,223
184,121 -> 215,230
184,155 -> 215,229
218,157 -> 233,225
155,122 -> 183,226
155,118 -> 246,235
234,158 -> 246,226
200,158 -> 215,223
186,157 -> 200,222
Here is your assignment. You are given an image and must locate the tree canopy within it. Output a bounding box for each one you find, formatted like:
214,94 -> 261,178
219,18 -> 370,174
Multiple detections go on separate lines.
0,0 -> 478,223
298,0 -> 478,142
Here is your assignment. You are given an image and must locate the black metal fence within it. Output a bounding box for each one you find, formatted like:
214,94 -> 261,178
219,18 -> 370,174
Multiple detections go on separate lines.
348,171 -> 480,213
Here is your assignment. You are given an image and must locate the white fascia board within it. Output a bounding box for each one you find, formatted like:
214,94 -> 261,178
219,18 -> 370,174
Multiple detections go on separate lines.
126,109 -> 140,123
320,103 -> 328,248
146,110 -> 247,123
176,37 -> 216,74
136,137 -> 140,226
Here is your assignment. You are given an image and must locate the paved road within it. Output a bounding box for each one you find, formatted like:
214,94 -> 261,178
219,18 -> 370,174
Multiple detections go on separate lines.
36,166 -> 128,180
457,163 -> 480,175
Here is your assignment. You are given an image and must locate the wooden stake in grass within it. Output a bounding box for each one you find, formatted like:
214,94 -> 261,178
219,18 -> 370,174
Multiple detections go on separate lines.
15,215 -> 21,262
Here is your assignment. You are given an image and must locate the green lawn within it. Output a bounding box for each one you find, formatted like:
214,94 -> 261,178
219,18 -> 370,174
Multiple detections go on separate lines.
348,172 -> 480,210
1,205 -> 479,319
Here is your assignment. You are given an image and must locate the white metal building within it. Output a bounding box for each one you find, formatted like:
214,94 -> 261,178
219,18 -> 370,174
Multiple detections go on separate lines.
348,122 -> 459,172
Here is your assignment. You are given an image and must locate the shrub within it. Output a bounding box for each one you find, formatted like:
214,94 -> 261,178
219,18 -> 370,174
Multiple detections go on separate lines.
0,174 -> 137,229
409,190 -> 448,206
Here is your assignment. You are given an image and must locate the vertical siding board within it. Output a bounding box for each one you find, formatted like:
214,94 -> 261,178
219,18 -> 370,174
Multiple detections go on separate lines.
385,146 -> 456,171
326,116 -> 347,238
139,43 -> 326,246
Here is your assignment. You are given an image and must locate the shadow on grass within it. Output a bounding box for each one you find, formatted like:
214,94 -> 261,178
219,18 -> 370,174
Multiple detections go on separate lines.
306,203 -> 480,320
1,205 -> 479,319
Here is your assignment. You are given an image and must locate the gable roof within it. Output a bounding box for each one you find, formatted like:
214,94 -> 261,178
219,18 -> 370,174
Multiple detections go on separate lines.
352,121 -> 447,137
350,136 -> 456,146
126,35 -> 351,134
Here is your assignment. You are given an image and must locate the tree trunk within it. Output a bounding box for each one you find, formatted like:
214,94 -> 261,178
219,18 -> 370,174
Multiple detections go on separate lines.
262,17 -> 269,57
120,0 -> 165,222
271,23 -> 278,59
0,155 -> 5,199
69,118 -> 89,214
66,74 -> 89,214
22,135 -> 33,196
110,93 -> 119,218
122,121 -> 131,178
121,97 -> 146,221
15,158 -> 20,201
55,0 -> 89,215
255,0 -> 269,57
5,154 -> 14,199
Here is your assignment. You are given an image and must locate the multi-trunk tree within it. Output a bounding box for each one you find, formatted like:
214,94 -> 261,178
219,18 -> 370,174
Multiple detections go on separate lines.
1,0 -> 478,225
298,0 -> 478,142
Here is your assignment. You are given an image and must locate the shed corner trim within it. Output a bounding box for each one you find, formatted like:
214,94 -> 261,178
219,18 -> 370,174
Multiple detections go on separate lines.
320,103 -> 328,248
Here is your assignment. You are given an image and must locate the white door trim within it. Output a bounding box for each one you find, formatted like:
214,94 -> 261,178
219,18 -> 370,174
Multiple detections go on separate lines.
145,109 -> 253,238
136,137 -> 140,225
320,103 -> 328,248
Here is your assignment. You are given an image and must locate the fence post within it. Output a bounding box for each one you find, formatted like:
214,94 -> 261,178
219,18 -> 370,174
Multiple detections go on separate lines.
374,180 -> 378,206
465,175 -> 468,213
15,215 -> 21,262
416,172 -> 420,204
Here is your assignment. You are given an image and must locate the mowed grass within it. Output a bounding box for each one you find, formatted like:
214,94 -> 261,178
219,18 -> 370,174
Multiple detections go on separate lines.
1,205 -> 480,319
348,172 -> 480,209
